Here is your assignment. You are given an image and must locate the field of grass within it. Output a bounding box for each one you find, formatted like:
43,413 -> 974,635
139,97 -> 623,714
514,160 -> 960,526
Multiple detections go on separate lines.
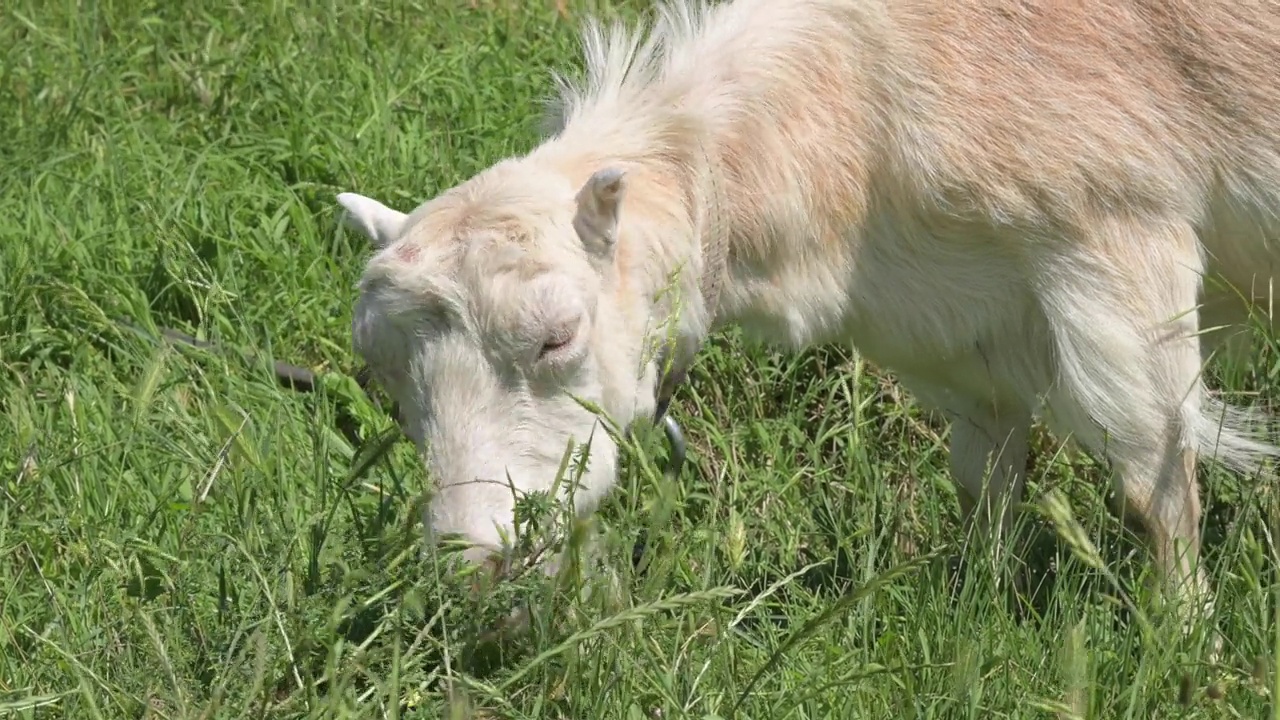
5,0 -> 1280,717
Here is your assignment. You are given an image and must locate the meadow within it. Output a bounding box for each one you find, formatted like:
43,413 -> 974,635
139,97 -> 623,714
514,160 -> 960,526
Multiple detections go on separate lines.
3,0 -> 1280,717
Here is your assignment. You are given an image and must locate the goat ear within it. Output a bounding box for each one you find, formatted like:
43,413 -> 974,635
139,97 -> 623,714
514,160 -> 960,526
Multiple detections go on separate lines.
573,167 -> 627,254
337,192 -> 407,249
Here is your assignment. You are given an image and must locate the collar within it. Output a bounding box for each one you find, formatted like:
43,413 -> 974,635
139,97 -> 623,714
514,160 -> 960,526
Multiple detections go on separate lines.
651,140 -> 729,424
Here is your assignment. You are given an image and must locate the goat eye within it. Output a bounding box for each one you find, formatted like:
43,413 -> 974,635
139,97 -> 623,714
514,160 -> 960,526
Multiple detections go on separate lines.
538,325 -> 577,359
539,339 -> 569,357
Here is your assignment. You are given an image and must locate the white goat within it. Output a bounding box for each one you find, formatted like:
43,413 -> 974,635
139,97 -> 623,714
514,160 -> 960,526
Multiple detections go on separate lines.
338,0 -> 1280,633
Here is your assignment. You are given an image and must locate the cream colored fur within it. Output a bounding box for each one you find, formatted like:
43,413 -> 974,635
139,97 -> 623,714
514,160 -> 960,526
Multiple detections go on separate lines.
340,0 -> 1280,630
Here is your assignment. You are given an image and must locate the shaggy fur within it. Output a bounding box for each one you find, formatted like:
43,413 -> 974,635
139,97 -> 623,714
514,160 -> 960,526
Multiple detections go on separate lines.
339,0 -> 1280,630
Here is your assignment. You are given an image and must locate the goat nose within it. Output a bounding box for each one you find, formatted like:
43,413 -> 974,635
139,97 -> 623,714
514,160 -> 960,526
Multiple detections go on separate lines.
463,545 -> 511,599
458,542 -> 502,567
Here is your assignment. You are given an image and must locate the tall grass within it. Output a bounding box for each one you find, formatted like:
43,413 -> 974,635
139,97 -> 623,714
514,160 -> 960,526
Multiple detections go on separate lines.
2,1 -> 1278,717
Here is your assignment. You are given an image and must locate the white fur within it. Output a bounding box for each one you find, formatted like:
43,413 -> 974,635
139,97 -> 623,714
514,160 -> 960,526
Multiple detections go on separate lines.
343,0 -> 1280,629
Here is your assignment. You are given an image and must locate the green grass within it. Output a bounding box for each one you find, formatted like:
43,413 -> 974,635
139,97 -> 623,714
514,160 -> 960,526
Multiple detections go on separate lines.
3,0 -> 1280,717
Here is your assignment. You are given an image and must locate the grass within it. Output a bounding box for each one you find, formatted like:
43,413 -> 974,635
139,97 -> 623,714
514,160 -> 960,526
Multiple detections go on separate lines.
3,0 -> 1280,717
